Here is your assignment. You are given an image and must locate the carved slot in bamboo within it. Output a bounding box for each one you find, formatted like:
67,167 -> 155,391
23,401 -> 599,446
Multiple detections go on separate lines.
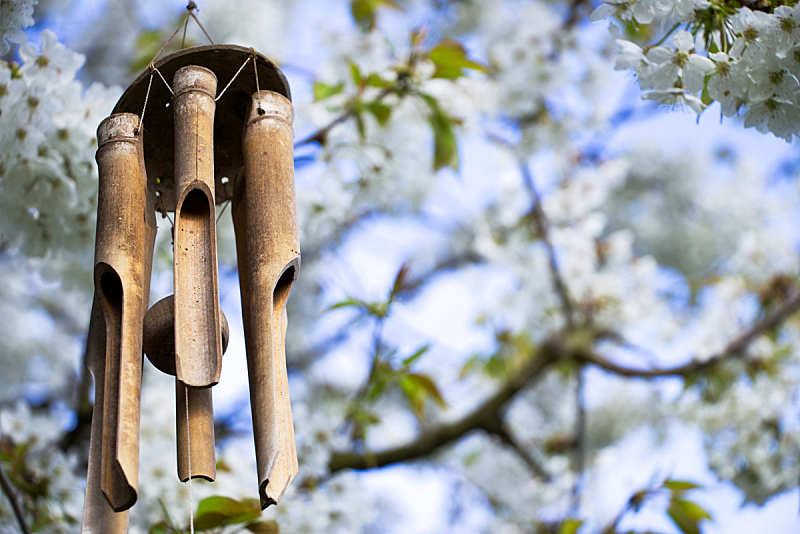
172,65 -> 223,389
232,90 -> 299,509
86,113 -> 156,516
81,300 -> 129,534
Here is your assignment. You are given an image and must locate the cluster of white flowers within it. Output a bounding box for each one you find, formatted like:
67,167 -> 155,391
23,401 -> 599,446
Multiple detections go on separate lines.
594,0 -> 800,140
0,30 -> 118,258
0,0 -> 36,55
679,372 -> 800,504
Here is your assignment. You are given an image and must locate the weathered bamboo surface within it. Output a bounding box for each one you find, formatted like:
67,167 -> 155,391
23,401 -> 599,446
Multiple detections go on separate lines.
81,301 -> 129,533
176,380 -> 216,482
172,66 -> 223,388
233,90 -> 299,508
89,112 -> 156,514
142,294 -> 229,481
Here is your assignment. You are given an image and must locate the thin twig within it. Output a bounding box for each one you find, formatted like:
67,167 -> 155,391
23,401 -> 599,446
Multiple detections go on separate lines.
519,162 -> 575,328
492,425 -> 552,482
571,366 -> 586,514
0,459 -> 31,534
581,288 -> 800,378
295,87 -> 394,147
329,342 -> 561,472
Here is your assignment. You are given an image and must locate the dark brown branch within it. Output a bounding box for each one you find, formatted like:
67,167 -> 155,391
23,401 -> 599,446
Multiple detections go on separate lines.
581,288 -> 800,379
329,341 -> 562,473
0,459 -> 31,534
492,425 -> 552,482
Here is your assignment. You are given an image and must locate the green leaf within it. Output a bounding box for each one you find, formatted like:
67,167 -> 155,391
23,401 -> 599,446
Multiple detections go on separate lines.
428,38 -> 490,79
350,0 -> 404,30
313,81 -> 345,101
420,94 -> 459,171
354,106 -> 367,140
366,73 -> 392,87
148,523 -> 171,534
402,344 -> 430,367
407,373 -> 446,407
558,518 -> 584,534
365,101 -> 392,126
247,520 -> 280,533
326,297 -> 368,312
390,263 -> 410,299
194,496 -> 261,530
349,60 -> 363,86
667,498 -> 711,534
664,479 -> 702,493
400,372 -> 447,417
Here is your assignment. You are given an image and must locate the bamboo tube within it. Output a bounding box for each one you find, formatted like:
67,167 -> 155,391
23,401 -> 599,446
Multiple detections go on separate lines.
142,295 -> 228,482
81,300 -> 129,533
92,112 -> 156,512
232,91 -> 299,508
176,380 -> 216,482
172,65 -> 222,388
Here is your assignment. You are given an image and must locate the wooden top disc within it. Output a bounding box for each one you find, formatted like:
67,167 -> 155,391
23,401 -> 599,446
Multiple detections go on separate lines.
113,45 -> 291,210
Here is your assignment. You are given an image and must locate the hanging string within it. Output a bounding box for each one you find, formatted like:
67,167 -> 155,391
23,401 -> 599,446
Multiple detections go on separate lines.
137,0 -> 219,133
253,48 -> 264,115
135,70 -> 154,136
181,12 -> 190,48
185,387 -> 194,534
153,63 -> 175,95
215,54 -> 251,101
189,10 -> 215,45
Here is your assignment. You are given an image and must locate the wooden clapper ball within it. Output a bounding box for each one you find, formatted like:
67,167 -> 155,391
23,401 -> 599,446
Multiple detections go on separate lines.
82,45 -> 299,533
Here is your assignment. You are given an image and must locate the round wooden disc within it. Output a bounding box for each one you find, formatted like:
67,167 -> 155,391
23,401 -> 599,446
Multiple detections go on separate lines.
143,294 -> 230,376
113,45 -> 291,210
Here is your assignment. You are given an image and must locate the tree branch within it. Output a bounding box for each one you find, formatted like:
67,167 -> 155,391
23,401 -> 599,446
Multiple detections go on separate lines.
580,288 -> 800,379
519,162 -> 575,328
329,341 -> 563,473
492,424 -> 553,482
0,458 -> 31,534
295,87 -> 394,147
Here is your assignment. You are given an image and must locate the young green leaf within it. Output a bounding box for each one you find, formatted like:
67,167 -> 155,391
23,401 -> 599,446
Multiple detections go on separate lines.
663,479 -> 702,494
365,101 -> 392,126
313,81 -> 345,102
390,263 -> 410,300
326,297 -> 369,312
420,94 -> 459,171
402,344 -> 430,368
246,520 -> 280,533
428,38 -> 490,79
193,496 -> 261,531
558,518 -> 584,534
667,498 -> 711,534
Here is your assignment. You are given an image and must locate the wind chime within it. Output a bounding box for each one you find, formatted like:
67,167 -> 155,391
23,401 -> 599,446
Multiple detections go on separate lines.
81,12 -> 299,533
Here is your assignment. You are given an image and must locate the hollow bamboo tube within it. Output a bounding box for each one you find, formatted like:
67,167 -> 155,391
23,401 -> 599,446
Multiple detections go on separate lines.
81,300 -> 129,533
232,91 -> 299,508
142,294 -> 229,481
172,65 -> 222,388
176,380 -> 216,482
91,112 -> 156,512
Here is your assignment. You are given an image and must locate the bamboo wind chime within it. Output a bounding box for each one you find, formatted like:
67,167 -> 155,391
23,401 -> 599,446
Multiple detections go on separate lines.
81,40 -> 299,533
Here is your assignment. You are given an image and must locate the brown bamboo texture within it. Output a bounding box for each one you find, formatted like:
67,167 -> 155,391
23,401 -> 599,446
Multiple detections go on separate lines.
172,65 -> 223,388
89,112 -> 156,513
233,90 -> 299,509
81,300 -> 129,533
142,294 -> 220,482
